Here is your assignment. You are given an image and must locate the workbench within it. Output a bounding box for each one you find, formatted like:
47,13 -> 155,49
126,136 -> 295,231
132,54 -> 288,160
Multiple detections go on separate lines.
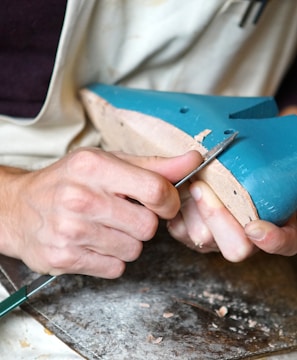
0,222 -> 296,359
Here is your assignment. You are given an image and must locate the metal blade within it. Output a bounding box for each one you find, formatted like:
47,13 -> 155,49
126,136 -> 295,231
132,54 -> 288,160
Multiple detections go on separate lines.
27,275 -> 56,297
175,131 -> 238,188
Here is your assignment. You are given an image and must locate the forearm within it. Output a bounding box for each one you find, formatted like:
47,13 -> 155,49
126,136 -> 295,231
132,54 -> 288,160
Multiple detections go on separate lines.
0,165 -> 29,258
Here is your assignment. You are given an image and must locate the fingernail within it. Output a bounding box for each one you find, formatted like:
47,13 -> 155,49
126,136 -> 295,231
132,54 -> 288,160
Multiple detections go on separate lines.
190,185 -> 202,201
245,225 -> 265,241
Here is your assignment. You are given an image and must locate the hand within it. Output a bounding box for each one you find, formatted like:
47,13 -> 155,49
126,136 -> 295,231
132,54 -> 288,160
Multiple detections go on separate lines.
167,181 -> 255,261
279,105 -> 297,116
168,105 -> 297,261
0,148 -> 201,278
245,213 -> 297,256
167,181 -> 297,261
246,104 -> 297,256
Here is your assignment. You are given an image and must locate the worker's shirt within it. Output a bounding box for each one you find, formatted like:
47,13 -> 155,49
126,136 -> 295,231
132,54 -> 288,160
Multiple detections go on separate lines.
0,0 -> 296,169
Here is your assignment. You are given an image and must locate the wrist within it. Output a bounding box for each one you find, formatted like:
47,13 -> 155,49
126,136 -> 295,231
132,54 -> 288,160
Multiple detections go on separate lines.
0,166 -> 29,258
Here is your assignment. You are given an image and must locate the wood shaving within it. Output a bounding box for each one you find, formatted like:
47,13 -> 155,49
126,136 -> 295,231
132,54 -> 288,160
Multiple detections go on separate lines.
19,339 -> 30,348
248,319 -> 257,328
147,334 -> 163,344
194,129 -> 212,143
202,290 -> 225,304
44,328 -> 53,335
215,306 -> 228,318
163,312 -> 174,318
139,303 -> 150,308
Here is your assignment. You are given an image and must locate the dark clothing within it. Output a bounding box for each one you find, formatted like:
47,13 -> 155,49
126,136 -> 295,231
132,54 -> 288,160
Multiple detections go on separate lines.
0,1 -> 295,118
275,55 -> 297,110
0,0 -> 67,117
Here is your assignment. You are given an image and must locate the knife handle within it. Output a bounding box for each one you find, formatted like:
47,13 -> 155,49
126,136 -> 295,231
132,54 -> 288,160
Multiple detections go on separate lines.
0,286 -> 27,318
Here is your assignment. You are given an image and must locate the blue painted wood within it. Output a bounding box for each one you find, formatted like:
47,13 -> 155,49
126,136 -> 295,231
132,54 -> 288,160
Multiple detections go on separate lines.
88,83 -> 297,225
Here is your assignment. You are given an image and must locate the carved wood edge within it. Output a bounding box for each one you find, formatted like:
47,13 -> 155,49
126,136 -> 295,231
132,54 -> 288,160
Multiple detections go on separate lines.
80,89 -> 259,226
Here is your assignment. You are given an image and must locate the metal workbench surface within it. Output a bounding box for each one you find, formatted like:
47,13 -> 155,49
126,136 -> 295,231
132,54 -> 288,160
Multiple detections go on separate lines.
0,222 -> 296,359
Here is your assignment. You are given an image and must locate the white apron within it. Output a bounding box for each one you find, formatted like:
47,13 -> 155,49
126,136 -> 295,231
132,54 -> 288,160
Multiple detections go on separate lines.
0,0 -> 296,169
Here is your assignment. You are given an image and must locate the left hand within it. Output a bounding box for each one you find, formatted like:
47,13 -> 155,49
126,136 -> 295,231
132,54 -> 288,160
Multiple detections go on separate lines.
167,181 -> 255,261
168,105 -> 297,261
167,181 -> 297,261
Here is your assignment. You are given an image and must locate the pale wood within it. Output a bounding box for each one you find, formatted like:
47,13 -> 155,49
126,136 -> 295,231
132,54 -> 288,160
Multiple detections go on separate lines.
80,88 -> 259,226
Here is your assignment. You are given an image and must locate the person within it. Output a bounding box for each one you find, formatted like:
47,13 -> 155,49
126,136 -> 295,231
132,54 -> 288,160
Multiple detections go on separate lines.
0,0 -> 296,280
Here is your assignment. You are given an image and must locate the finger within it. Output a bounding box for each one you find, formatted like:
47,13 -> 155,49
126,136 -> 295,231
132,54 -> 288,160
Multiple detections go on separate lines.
47,215 -> 145,261
190,181 -> 255,262
181,200 -> 218,252
92,194 -> 160,240
167,212 -> 193,245
279,106 -> 297,116
245,214 -> 297,256
168,211 -> 217,253
113,150 -> 203,183
50,250 -> 127,279
114,151 -> 202,219
56,183 -> 159,240
22,238 -> 128,279
87,228 -> 144,262
66,149 -> 200,219
98,151 -> 181,219
177,184 -> 217,251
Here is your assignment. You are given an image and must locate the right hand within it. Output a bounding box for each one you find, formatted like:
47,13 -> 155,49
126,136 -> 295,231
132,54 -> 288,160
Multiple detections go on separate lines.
0,147 -> 201,278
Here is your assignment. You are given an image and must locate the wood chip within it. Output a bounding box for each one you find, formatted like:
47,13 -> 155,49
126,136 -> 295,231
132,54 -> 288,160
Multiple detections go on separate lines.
19,339 -> 30,348
215,305 -> 228,318
194,129 -> 212,143
147,334 -> 163,344
139,303 -> 150,308
248,319 -> 257,328
163,312 -> 174,318
44,327 -> 53,335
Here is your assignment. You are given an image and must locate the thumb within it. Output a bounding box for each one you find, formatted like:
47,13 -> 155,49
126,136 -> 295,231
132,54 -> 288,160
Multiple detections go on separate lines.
113,151 -> 203,183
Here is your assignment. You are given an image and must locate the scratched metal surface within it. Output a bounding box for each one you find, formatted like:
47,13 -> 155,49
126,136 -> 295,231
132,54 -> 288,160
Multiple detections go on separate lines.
0,222 -> 297,360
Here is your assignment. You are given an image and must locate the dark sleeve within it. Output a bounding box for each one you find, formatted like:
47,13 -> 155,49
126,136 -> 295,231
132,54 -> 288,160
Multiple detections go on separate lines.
0,0 -> 67,118
275,53 -> 297,110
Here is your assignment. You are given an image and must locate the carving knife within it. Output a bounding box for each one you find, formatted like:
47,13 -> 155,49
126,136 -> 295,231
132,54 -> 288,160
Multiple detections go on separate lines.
175,131 -> 239,187
0,274 -> 56,318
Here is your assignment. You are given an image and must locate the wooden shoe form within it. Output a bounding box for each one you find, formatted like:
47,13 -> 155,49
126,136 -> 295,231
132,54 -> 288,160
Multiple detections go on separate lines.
80,84 -> 297,226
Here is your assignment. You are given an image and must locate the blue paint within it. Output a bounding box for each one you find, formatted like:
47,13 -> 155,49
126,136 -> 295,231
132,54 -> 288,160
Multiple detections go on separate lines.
88,83 -> 297,225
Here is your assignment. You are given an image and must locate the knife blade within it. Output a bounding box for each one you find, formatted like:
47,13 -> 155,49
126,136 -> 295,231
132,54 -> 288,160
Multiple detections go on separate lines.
175,131 -> 238,188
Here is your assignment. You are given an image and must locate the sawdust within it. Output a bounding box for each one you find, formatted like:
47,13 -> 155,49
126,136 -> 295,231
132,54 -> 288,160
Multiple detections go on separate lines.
19,339 -> 30,348
44,327 -> 54,335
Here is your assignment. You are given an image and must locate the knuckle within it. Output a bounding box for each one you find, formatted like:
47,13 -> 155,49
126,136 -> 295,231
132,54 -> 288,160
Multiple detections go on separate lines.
124,241 -> 143,262
144,177 -> 171,206
57,184 -> 93,213
167,215 -> 188,241
105,261 -> 126,279
46,248 -> 74,272
136,212 -> 159,240
67,148 -> 100,175
53,217 -> 85,242
199,205 -> 220,222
